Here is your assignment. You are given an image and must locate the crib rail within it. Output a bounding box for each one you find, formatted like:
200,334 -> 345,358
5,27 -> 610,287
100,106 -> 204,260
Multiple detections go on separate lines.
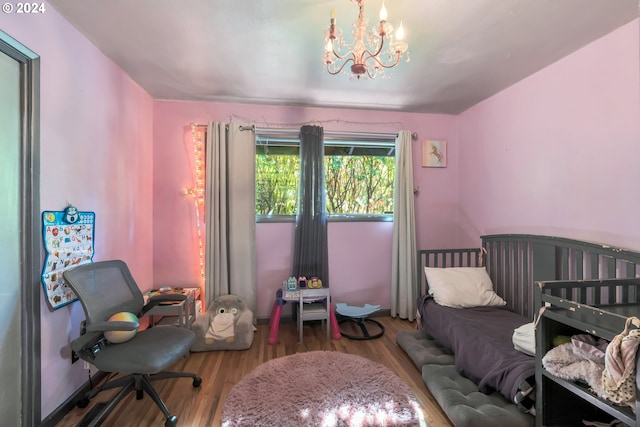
417,235 -> 640,322
483,234 -> 640,320
536,278 -> 640,341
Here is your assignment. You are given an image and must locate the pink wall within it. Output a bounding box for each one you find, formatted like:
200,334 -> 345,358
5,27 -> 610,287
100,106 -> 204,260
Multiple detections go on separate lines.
457,19 -> 640,251
1,7 -> 155,420
152,101 -> 460,318
252,221 -> 395,319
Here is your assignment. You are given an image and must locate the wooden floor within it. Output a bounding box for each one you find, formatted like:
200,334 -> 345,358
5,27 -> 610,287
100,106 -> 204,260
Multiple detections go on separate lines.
55,317 -> 453,427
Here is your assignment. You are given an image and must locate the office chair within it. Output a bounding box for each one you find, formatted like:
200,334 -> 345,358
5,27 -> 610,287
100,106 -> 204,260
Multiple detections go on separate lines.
63,260 -> 202,427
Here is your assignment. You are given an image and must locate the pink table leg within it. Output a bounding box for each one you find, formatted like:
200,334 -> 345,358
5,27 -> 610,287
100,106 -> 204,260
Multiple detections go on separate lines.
268,301 -> 282,345
268,298 -> 278,328
330,306 -> 342,340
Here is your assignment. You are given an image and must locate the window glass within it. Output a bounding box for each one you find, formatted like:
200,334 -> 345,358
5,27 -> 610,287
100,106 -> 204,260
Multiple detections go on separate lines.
255,135 -> 395,220
256,145 -> 299,216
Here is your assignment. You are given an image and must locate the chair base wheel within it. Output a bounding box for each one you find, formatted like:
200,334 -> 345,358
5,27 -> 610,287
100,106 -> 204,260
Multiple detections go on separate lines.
165,415 -> 178,427
193,377 -> 202,388
76,397 -> 90,408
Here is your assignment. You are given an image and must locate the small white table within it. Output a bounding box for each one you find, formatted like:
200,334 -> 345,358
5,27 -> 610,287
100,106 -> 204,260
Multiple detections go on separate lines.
146,287 -> 200,328
268,285 -> 341,344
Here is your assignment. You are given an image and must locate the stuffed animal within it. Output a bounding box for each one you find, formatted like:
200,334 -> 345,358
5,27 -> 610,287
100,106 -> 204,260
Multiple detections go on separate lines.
190,294 -> 254,352
206,296 -> 244,342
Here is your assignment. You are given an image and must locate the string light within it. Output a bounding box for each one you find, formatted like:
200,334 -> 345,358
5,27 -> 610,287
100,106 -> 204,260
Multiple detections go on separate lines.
189,124 -> 206,283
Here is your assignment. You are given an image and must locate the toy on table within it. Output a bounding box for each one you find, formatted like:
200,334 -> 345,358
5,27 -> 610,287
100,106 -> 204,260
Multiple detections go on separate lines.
298,276 -> 307,288
286,277 -> 298,290
308,277 -> 323,288
283,281 -> 300,299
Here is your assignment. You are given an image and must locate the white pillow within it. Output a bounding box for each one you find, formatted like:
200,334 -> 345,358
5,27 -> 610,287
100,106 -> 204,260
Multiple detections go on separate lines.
424,266 -> 506,308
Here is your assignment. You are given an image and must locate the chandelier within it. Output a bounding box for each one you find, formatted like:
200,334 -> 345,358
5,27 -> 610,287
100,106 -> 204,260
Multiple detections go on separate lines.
323,0 -> 409,79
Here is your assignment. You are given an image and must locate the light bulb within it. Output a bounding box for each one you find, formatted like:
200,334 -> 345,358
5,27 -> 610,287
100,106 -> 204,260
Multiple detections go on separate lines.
325,39 -> 333,53
379,1 -> 387,21
396,21 -> 404,40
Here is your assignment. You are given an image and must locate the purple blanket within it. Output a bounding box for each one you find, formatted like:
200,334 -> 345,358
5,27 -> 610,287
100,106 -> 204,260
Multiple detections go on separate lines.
419,295 -> 535,402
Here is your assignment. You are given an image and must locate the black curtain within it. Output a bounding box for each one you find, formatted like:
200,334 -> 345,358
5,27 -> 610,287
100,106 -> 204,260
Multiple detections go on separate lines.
292,125 -> 329,286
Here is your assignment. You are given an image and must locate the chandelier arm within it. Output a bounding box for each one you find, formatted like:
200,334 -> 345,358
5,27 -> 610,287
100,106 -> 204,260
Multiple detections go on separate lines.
366,66 -> 377,79
370,33 -> 386,58
326,57 -> 356,75
330,46 -> 352,61
352,33 -> 386,67
365,50 -> 402,70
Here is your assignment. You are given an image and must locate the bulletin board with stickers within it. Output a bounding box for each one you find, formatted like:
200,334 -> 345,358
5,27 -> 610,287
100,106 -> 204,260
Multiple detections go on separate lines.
41,205 -> 95,310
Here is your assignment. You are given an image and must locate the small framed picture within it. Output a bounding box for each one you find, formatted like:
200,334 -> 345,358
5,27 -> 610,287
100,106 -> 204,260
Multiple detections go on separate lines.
422,140 -> 447,168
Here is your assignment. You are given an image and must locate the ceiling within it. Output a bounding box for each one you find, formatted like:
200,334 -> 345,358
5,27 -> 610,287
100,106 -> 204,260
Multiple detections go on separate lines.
48,0 -> 638,114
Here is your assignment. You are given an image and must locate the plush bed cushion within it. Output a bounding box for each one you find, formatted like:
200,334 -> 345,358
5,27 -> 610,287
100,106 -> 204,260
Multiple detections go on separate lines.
424,266 -> 506,308
396,329 -> 454,369
422,364 -> 533,427
420,295 -> 535,402
396,329 -> 533,426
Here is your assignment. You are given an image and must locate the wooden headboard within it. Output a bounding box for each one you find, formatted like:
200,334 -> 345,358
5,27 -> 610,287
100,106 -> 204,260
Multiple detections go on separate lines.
417,234 -> 640,321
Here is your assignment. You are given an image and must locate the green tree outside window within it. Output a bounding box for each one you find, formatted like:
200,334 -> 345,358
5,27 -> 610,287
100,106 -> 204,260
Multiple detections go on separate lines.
256,141 -> 395,217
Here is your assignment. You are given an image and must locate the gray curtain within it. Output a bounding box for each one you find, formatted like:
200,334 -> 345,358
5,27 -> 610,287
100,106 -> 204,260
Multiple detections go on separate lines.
391,130 -> 417,320
205,122 -> 257,315
292,125 -> 329,286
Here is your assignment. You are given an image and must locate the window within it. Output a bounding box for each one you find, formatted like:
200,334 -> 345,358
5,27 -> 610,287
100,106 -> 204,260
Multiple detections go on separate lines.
255,131 -> 395,221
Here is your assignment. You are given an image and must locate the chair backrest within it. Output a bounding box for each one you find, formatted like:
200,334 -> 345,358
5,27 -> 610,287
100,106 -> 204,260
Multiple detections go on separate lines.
63,260 -> 145,324
298,287 -> 330,309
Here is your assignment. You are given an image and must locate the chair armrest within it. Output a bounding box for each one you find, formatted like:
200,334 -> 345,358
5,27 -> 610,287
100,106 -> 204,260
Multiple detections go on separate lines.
85,320 -> 139,333
73,320 -> 139,360
191,311 -> 212,335
236,309 -> 253,326
71,331 -> 103,354
140,293 -> 187,315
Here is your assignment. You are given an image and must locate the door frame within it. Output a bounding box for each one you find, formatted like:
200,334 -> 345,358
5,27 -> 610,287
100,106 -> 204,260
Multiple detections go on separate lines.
0,30 -> 41,426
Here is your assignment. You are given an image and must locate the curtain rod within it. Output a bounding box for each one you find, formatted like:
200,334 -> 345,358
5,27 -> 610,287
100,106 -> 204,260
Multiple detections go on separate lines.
246,126 -> 418,141
193,124 -> 418,141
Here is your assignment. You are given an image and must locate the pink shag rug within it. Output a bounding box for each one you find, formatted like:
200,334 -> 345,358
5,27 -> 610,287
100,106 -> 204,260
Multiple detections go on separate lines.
221,351 -> 426,427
